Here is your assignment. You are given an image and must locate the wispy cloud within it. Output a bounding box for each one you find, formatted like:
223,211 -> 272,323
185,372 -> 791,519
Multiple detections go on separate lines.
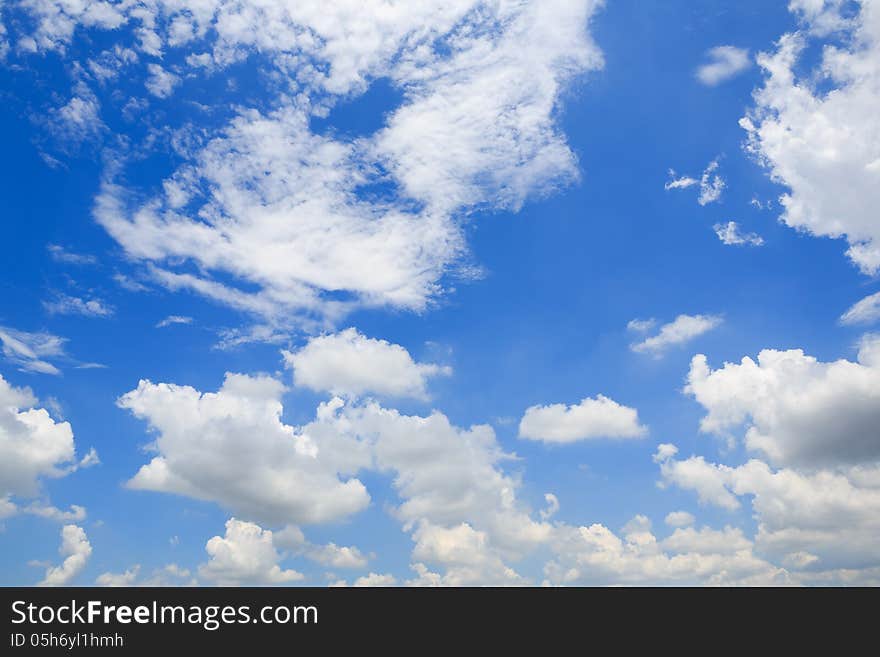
0,327 -> 66,375
713,221 -> 764,246
47,244 -> 98,266
696,45 -> 751,86
156,315 -> 193,328
43,294 -> 114,318
631,314 -> 722,357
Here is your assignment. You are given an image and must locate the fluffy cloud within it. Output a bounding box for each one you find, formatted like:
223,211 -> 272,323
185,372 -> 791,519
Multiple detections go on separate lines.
38,524 -> 92,586
96,564 -> 195,587
119,374 -> 371,526
685,335 -> 880,467
543,515 -> 787,586
0,373 -> 83,499
741,0 -> 880,273
518,394 -> 647,443
664,511 -> 695,528
657,451 -> 880,571
630,314 -> 722,357
840,291 -> 880,325
198,519 -> 303,586
713,221 -> 764,246
696,45 -> 751,86
283,328 -> 449,399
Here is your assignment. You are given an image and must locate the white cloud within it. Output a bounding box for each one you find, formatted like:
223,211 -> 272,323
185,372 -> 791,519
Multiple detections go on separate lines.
283,328 -> 449,399
47,244 -> 98,265
96,564 -> 194,587
713,221 -> 764,246
155,315 -> 193,329
840,291 -> 880,325
543,516 -> 787,586
43,293 -> 113,318
741,0 -> 880,273
38,524 -> 91,586
5,0 -> 604,328
696,45 -> 751,86
685,335 -> 880,467
0,373 -> 86,499
306,543 -> 369,570
664,171 -> 698,190
664,511 -> 695,528
352,572 -> 397,587
0,327 -> 66,375
518,394 -> 647,443
198,518 -> 303,586
698,159 -> 725,206
664,159 -> 725,205
119,374 -> 371,526
658,450 -> 880,571
144,63 -> 180,98
626,318 -> 656,332
631,314 -> 722,357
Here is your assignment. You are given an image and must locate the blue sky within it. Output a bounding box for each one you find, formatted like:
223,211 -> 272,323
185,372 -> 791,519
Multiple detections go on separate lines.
1,0 -> 879,586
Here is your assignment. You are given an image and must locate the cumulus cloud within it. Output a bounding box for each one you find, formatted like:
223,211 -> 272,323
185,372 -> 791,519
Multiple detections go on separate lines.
741,0 -> 880,273
119,374 -> 371,526
685,335 -> 880,467
664,511 -> 695,528
97,564 -> 194,587
543,515 -> 787,586
518,395 -> 647,443
38,524 -> 91,586
696,45 -> 751,86
657,450 -> 880,571
0,373 -> 88,499
198,518 -> 303,586
713,221 -> 764,246
840,291 -> 880,325
283,328 -> 449,400
631,314 -> 722,357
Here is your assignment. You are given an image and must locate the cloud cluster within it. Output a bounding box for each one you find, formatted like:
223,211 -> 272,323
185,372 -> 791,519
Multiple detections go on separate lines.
741,0 -> 880,273
1,1 -> 605,327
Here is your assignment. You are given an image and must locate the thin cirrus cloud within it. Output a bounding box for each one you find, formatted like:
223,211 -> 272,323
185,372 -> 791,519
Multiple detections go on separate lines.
840,291 -> 880,325
155,315 -> 193,329
630,314 -> 723,357
0,327 -> 66,375
695,45 -> 751,86
42,293 -> 113,318
518,395 -> 648,443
